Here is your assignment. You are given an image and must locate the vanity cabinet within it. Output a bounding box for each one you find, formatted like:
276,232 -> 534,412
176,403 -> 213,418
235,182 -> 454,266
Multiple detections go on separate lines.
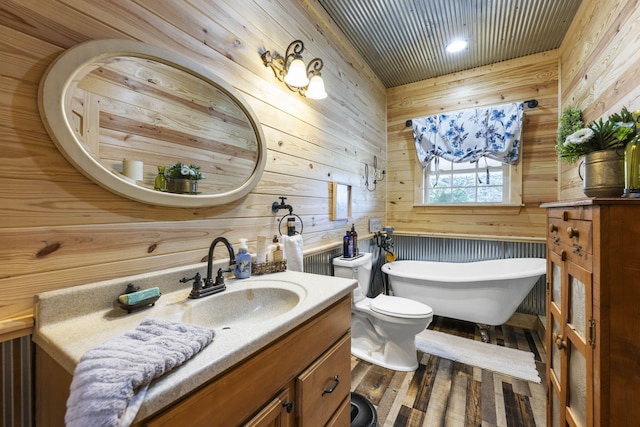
543,199 -> 640,427
36,295 -> 352,427
244,388 -> 294,427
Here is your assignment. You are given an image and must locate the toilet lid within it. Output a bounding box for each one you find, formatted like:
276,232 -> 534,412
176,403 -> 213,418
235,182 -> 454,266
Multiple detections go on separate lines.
370,294 -> 433,318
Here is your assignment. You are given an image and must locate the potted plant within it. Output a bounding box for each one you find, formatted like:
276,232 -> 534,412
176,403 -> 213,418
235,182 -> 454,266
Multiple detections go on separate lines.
556,106 -> 640,197
164,162 -> 204,194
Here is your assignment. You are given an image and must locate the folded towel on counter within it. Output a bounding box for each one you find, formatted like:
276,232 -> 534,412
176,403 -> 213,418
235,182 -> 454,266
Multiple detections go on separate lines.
65,318 -> 214,427
281,234 -> 304,272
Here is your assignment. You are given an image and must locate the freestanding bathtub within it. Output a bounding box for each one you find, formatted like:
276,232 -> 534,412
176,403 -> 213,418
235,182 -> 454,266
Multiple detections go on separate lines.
381,258 -> 546,327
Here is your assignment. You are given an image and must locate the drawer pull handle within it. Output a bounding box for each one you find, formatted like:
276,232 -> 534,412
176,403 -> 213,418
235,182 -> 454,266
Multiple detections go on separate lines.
322,375 -> 340,396
548,223 -> 558,233
567,227 -> 579,238
282,400 -> 294,413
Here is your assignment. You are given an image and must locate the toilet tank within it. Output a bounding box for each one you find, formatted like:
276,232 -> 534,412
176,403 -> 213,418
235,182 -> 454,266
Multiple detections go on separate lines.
332,253 -> 373,301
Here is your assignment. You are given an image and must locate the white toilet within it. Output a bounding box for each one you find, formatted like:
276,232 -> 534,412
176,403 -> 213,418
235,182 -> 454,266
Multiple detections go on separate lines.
333,252 -> 433,371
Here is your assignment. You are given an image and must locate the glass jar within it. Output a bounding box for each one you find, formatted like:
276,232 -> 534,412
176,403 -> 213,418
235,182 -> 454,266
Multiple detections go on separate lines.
154,166 -> 166,191
623,137 -> 640,197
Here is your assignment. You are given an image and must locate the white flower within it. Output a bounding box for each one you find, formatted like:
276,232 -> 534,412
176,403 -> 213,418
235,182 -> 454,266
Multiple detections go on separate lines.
180,165 -> 191,176
564,128 -> 594,146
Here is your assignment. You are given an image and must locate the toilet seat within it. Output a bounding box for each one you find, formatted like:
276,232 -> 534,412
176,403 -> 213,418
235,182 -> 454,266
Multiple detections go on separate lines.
370,294 -> 432,319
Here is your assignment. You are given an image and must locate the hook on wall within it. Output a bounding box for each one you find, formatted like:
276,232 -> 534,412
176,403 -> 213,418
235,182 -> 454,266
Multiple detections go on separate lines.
365,155 -> 385,192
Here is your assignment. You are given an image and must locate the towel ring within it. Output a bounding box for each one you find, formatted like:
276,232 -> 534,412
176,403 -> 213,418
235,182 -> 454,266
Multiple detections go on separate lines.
278,213 -> 304,236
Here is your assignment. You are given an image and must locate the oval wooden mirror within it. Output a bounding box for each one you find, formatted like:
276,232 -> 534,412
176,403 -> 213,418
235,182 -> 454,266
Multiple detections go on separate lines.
38,39 -> 266,208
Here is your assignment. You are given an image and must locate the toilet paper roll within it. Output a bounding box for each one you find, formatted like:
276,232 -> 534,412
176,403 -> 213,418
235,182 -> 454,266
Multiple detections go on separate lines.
123,159 -> 143,181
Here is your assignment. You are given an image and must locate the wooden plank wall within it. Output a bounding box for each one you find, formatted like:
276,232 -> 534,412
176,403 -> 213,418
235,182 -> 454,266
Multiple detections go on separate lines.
0,0 -> 387,337
558,0 -> 640,200
386,51 -> 560,239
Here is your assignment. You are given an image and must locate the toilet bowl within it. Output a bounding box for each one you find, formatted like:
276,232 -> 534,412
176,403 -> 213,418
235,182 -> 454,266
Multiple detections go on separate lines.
333,253 -> 433,371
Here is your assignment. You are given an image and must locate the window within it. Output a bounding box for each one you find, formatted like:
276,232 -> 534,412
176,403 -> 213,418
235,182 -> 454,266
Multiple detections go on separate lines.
415,156 -> 522,206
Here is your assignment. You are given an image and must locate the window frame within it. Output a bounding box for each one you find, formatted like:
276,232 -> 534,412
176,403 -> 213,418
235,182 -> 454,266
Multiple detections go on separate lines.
413,156 -> 523,213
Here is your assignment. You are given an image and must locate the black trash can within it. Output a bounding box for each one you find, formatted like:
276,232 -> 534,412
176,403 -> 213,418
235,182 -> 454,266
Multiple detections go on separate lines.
350,392 -> 377,427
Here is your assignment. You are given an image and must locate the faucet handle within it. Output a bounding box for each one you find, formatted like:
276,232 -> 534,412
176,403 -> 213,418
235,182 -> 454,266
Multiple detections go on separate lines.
215,268 -> 226,286
180,272 -> 204,291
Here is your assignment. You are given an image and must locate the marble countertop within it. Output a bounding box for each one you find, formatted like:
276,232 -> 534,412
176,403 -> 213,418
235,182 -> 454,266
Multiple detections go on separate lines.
32,263 -> 356,422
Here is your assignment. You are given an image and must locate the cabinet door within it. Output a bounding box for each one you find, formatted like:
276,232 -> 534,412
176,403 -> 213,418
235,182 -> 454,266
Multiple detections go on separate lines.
547,250 -> 594,427
244,388 -> 293,427
547,252 -> 564,427
325,397 -> 351,427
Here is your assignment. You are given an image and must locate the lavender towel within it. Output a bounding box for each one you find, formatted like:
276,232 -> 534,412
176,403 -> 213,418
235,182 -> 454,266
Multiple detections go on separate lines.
65,318 -> 214,427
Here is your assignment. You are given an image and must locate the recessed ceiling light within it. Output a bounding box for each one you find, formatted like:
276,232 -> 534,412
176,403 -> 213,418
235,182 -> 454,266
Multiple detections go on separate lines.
446,40 -> 468,53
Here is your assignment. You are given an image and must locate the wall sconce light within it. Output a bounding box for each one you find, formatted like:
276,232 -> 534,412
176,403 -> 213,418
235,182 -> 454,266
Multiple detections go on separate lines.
261,40 -> 327,100
365,155 -> 385,192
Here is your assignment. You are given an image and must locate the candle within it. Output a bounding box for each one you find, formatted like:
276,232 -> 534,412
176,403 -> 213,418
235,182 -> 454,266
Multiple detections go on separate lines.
122,159 -> 143,181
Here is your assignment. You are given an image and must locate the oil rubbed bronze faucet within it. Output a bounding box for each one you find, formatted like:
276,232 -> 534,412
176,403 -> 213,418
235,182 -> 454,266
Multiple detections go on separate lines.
181,237 -> 236,299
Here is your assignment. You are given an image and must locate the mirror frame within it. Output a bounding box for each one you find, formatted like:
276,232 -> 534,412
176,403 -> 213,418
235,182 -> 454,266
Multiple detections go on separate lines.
38,39 -> 267,208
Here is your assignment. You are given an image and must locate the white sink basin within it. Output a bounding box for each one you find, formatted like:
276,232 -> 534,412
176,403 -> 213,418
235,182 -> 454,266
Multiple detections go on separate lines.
164,280 -> 306,328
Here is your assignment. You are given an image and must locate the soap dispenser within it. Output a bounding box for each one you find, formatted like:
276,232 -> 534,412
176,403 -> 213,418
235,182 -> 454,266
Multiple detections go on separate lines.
234,239 -> 252,279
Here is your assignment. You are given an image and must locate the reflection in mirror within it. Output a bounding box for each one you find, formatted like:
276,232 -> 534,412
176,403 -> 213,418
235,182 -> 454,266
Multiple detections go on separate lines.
70,56 -> 258,194
39,39 -> 266,207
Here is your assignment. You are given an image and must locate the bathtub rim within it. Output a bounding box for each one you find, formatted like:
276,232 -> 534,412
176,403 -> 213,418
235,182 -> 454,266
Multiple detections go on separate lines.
381,257 -> 547,283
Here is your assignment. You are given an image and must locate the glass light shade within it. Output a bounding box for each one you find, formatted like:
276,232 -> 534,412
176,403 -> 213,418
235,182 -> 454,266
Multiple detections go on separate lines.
305,74 -> 327,99
284,56 -> 309,87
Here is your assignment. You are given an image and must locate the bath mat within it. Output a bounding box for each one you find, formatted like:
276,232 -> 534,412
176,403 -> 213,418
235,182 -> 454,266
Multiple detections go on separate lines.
415,329 -> 541,383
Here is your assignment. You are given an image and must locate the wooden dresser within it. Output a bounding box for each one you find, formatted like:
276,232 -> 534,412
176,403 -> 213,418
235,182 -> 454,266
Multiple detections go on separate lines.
542,199 -> 640,427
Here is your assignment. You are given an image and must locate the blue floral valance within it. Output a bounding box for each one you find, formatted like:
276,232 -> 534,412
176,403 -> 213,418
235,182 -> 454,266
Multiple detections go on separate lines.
412,101 -> 524,167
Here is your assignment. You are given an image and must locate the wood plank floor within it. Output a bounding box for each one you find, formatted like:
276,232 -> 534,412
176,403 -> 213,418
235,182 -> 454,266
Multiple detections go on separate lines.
350,316 -> 547,427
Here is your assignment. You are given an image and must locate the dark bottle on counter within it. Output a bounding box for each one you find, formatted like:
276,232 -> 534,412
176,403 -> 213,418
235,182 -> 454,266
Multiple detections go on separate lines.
350,224 -> 358,257
343,230 -> 353,258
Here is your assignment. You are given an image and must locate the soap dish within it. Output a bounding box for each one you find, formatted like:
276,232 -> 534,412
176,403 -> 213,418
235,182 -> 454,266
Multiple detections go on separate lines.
116,294 -> 161,314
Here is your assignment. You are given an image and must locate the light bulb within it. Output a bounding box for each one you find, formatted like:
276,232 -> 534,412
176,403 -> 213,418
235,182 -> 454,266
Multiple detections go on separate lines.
284,56 -> 309,87
446,40 -> 467,53
305,74 -> 327,99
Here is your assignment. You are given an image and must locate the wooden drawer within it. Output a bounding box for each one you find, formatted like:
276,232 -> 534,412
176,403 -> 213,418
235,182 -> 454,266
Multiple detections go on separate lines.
548,218 -> 593,253
296,333 -> 351,427
547,239 -> 593,271
547,206 -> 593,221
